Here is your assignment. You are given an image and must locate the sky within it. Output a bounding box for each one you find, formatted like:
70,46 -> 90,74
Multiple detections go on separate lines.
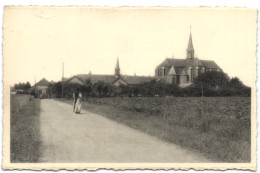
4,7 -> 256,86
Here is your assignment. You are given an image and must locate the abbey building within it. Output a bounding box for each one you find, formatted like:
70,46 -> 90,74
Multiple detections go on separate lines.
155,32 -> 221,86
65,31 -> 222,87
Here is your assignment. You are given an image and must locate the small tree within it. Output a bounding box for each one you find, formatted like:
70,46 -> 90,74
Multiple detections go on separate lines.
94,81 -> 105,97
24,82 -> 31,90
228,77 -> 250,96
84,79 -> 93,97
48,82 -> 62,98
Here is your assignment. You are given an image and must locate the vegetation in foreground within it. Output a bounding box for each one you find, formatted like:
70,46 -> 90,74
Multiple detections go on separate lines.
60,97 -> 251,163
10,94 -> 41,162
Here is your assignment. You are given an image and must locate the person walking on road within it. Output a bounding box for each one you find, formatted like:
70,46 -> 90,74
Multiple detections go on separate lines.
73,91 -> 79,113
74,92 -> 82,114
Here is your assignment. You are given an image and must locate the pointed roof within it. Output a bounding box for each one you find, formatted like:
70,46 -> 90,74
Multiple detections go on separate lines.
188,32 -> 194,50
186,58 -> 203,67
157,58 -> 187,68
168,66 -> 176,75
33,78 -> 50,88
157,58 -> 220,70
116,58 -> 120,69
200,60 -> 221,69
64,74 -> 117,84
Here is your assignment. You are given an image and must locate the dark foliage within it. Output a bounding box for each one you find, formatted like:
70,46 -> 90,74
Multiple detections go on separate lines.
47,82 -> 62,98
193,71 -> 250,97
48,71 -> 250,98
14,82 -> 31,91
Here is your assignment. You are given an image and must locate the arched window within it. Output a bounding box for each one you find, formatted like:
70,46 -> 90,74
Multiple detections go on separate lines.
161,67 -> 165,76
191,67 -> 195,82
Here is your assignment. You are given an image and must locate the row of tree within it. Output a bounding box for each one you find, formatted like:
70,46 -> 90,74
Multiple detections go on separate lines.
13,82 -> 31,91
47,71 -> 251,98
47,80 -> 117,98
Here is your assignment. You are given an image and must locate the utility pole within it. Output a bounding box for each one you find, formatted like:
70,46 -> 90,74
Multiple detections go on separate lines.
34,75 -> 37,97
62,63 -> 64,98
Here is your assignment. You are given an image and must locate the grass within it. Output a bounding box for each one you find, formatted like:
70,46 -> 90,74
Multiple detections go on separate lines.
10,94 -> 41,163
59,97 -> 250,163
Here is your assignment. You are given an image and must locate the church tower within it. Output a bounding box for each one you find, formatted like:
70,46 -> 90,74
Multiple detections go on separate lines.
186,30 -> 194,59
115,58 -> 120,77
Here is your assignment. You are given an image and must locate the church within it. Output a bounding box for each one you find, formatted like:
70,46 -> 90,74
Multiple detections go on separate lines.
155,31 -> 222,86
64,31 -> 221,87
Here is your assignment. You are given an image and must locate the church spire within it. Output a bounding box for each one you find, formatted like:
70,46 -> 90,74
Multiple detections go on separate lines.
115,57 -> 120,77
187,26 -> 194,59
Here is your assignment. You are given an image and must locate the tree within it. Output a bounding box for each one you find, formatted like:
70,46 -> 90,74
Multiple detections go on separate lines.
228,77 -> 250,96
24,82 -> 31,90
194,71 -> 250,97
94,81 -> 105,97
85,79 -> 93,96
48,82 -> 62,98
63,83 -> 84,98
195,71 -> 230,90
117,84 -> 130,97
229,77 -> 243,87
13,82 -> 31,91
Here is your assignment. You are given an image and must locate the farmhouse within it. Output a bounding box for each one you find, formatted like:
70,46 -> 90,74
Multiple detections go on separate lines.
155,32 -> 222,86
29,78 -> 50,95
65,31 -> 222,87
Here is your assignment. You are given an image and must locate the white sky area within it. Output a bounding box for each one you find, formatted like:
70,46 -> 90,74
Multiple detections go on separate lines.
4,7 -> 256,86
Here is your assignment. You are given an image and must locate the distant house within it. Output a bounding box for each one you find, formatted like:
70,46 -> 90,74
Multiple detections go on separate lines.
29,78 -> 50,96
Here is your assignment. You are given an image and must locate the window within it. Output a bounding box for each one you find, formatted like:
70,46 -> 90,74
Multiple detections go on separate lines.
161,67 -> 165,76
176,75 -> 180,84
191,68 -> 194,82
187,76 -> 189,81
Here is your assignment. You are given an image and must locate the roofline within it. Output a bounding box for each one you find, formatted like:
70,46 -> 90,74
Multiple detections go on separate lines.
157,65 -> 187,68
65,76 -> 85,84
166,58 -> 187,60
112,77 -> 128,84
76,74 -> 115,77
122,75 -> 155,78
32,78 -> 50,88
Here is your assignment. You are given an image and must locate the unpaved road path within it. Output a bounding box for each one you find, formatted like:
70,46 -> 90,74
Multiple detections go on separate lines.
39,99 -> 209,163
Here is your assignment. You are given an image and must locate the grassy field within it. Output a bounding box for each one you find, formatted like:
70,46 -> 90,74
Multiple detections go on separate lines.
60,97 -> 250,163
10,94 -> 41,162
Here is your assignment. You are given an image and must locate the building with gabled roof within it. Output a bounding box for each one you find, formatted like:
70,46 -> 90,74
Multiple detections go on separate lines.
31,78 -> 50,89
29,78 -> 50,96
155,31 -> 222,85
64,59 -> 155,87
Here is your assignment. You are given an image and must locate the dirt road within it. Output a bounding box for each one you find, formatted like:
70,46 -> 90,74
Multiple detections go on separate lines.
39,99 -> 209,163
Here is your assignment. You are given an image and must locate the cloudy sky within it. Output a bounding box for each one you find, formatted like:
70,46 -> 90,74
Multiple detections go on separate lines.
4,7 -> 256,86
